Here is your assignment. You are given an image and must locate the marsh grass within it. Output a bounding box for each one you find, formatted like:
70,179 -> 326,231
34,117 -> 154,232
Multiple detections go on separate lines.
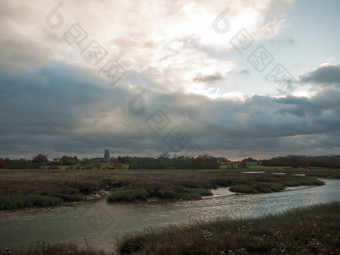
0,194 -> 63,210
0,242 -> 115,255
229,176 -> 324,194
41,187 -> 84,202
229,182 -> 286,193
107,188 -> 149,202
105,172 -> 325,204
0,188 -> 84,210
118,202 -> 340,254
106,187 -> 213,202
0,169 -> 327,209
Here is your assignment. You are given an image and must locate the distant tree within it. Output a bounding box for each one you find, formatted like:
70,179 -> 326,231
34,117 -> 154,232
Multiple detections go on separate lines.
117,156 -> 122,163
0,158 -> 5,169
193,157 -> 205,169
61,156 -> 78,165
290,158 -> 301,169
110,157 -> 118,164
242,157 -> 257,162
32,154 -> 48,163
238,161 -> 249,169
81,158 -> 91,165
158,152 -> 170,159
217,157 -> 228,162
301,161 -> 310,169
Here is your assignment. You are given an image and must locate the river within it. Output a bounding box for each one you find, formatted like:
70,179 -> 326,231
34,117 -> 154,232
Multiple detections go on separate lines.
0,178 -> 339,251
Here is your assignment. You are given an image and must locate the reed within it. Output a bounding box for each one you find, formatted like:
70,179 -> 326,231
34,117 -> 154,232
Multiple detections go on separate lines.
118,202 -> 340,254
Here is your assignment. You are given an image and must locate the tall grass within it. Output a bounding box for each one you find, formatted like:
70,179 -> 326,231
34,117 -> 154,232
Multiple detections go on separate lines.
0,242 -> 115,255
0,194 -> 63,210
0,188 -> 84,210
41,187 -> 84,202
229,182 -> 285,193
229,177 -> 324,194
107,188 -> 149,202
119,202 -> 340,254
106,186 -> 213,202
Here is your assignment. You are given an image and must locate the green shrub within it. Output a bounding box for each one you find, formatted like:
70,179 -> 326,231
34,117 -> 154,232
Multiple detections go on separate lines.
107,188 -> 149,202
155,187 -> 212,200
193,188 -> 213,196
106,186 -> 213,202
41,188 -> 83,202
229,184 -> 257,193
230,182 -> 286,193
253,182 -> 285,193
299,178 -> 324,186
0,194 -> 63,210
157,188 -> 176,199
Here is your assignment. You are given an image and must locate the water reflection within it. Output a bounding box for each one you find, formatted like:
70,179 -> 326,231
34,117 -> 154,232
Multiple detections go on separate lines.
241,171 -> 265,174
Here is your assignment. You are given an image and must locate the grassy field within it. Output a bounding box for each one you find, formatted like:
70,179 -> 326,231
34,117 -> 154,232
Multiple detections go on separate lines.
223,161 -> 340,172
118,202 -> 340,254
222,162 -> 340,178
221,162 -> 287,170
0,168 -> 335,209
41,162 -> 130,170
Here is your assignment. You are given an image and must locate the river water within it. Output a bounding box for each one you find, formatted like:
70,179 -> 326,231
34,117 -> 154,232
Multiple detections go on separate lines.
0,178 -> 339,251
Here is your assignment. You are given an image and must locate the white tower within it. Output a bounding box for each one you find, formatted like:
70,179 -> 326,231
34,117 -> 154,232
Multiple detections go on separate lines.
104,149 -> 110,163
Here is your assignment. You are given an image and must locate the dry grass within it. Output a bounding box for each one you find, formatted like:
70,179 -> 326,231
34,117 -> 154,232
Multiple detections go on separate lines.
0,242 -> 115,255
118,202 -> 340,254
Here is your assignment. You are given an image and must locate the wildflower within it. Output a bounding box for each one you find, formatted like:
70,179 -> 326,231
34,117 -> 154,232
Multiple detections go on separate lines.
227,249 -> 235,255
202,229 -> 213,240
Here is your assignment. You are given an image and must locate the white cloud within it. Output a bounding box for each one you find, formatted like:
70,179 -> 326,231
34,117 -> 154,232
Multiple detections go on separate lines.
0,0 -> 294,98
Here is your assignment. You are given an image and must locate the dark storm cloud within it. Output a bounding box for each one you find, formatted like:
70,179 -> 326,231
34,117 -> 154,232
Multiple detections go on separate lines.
300,64 -> 340,86
274,90 -> 340,117
1,63 -> 340,158
0,63 -> 130,136
142,89 -> 340,150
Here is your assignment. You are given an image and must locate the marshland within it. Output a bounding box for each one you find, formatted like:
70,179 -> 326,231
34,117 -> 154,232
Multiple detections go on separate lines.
0,166 -> 339,254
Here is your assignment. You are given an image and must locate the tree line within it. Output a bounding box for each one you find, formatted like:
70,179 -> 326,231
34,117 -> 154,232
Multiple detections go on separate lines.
261,155 -> 340,168
0,153 -> 225,170
1,154 -> 339,169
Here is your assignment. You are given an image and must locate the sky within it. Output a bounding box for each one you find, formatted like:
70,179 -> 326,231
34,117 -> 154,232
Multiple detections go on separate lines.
0,0 -> 340,160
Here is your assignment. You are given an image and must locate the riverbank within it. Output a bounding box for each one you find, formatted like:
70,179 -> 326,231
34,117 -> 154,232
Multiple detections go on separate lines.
1,202 -> 338,254
118,202 -> 340,254
0,168 -> 331,209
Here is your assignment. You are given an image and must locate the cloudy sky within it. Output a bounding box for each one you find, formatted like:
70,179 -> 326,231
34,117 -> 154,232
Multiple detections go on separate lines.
1,0 -> 340,160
